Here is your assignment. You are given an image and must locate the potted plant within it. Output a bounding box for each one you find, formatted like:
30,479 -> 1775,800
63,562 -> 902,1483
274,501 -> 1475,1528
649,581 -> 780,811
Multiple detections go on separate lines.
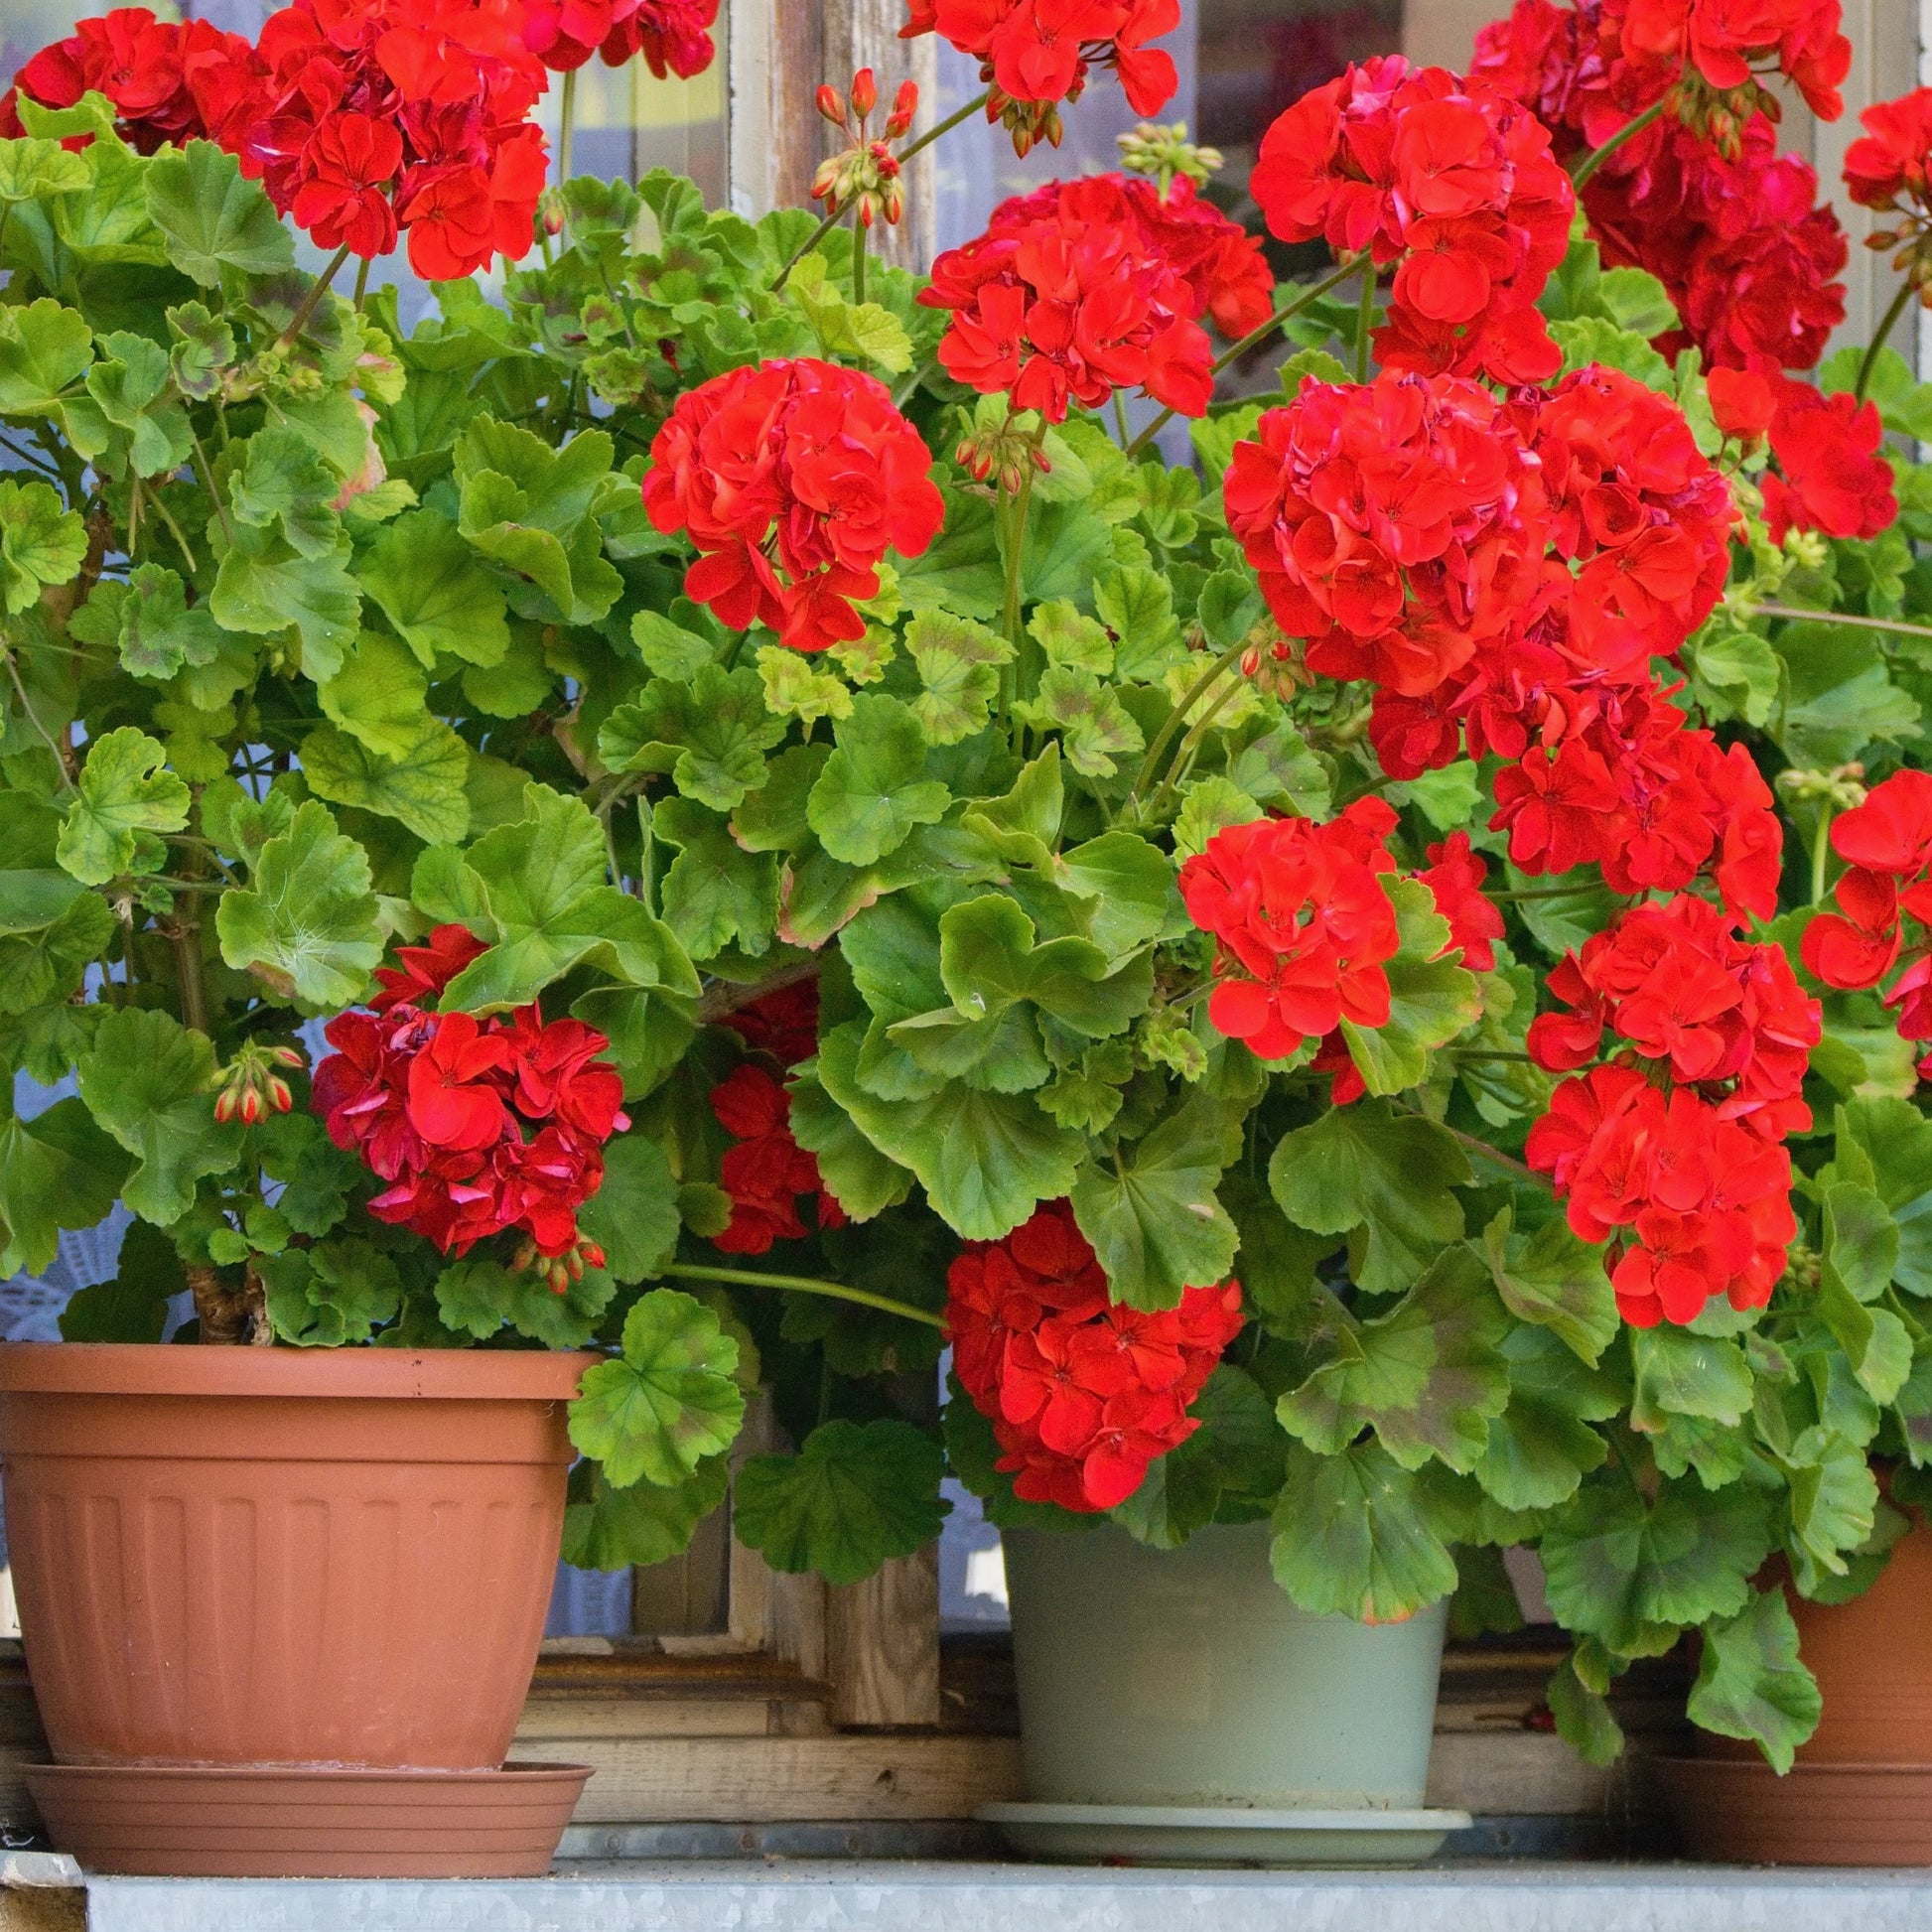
0,0 -> 1910,1883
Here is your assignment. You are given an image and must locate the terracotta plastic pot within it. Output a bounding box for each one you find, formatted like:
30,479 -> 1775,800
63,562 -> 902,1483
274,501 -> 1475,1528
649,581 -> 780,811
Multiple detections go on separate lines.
1663,1509 -> 1932,1863
0,1343 -> 590,1772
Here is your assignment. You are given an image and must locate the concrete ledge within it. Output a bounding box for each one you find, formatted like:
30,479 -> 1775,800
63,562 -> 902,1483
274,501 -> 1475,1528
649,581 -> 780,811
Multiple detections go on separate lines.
55,1862 -> 1932,1932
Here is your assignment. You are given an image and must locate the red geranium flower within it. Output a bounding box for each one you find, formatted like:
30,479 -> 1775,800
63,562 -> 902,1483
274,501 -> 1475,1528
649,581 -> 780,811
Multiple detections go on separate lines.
708,1063 -> 844,1255
1761,381 -> 1898,544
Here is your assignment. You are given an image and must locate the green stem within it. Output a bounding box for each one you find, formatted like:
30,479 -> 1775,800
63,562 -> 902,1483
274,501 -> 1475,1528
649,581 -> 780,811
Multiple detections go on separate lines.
1130,639 -> 1249,801
660,1262 -> 945,1330
2,650 -> 72,788
851,207 -> 867,305
1125,252 -> 1366,459
1112,389 -> 1132,447
1811,800 -> 1835,905
1353,264 -> 1376,382
145,487 -> 200,576
771,206 -> 845,293
1449,1049 -> 1539,1063
188,429 -> 231,550
1570,95 -> 1670,190
276,243 -> 352,349
1150,678 -> 1243,809
1857,278 -> 1918,402
1485,884 -> 1603,901
352,254 -> 372,314
1750,603 -> 1932,642
1433,1118 -> 1550,1190
896,86 -> 991,166
559,67 -> 577,184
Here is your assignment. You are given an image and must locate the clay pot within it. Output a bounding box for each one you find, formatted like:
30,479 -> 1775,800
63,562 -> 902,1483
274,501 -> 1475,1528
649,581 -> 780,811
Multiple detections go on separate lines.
1662,1508 -> 1932,1863
0,1343 -> 590,1772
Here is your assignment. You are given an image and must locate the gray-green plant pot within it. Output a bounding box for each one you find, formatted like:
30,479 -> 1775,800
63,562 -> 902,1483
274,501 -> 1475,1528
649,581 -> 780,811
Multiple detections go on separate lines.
1002,1520 -> 1450,1810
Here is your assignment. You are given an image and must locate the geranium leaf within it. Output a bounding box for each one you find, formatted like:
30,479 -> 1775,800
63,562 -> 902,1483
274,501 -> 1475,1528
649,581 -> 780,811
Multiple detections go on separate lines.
0,477 -> 84,613
599,664 -> 784,812
1113,1364 -> 1286,1549
359,508 -> 510,669
733,1418 -> 949,1586
629,609 -> 715,681
0,300 -> 91,413
0,1093 -> 128,1278
562,1454 -> 729,1570
1340,877 -> 1482,1096
817,1018 -> 1081,1239
1834,1097 -> 1932,1295
1058,830 -> 1183,963
77,1007 -> 243,1225
302,719 -> 472,846
143,140 -> 293,286
1687,1587 -> 1821,1773
1268,1101 -> 1469,1295
1069,1094 -> 1241,1311
230,423 -> 340,559
261,1238 -> 402,1346
57,727 -> 190,885
1547,1655 -> 1624,1767
1016,666 -> 1144,779
903,611 -> 1011,745
1029,598 -> 1113,674
166,300 -> 234,402
1481,1204 -> 1618,1364
0,891 -> 113,1015
210,523 -> 360,680
317,631 -> 432,760
788,1054 -> 913,1222
1628,1326 -> 1754,1433
577,1131 -> 682,1285
1278,1245 -> 1512,1472
568,1288 -> 745,1488
60,1221 -> 180,1343
1783,1435 -> 1879,1584
432,1255 -> 615,1347
654,799 -> 779,961
84,331 -> 193,478
1472,1326 -> 1618,1513
115,564 -> 224,682
0,137 -> 89,204
807,694 -> 950,865
1173,776 -> 1263,862
1269,1439 -> 1459,1621
215,800 -> 382,1008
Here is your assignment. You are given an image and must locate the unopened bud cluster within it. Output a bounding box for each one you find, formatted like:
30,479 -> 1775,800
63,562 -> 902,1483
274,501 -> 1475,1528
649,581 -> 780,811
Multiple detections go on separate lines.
210,1040 -> 305,1126
1116,120 -> 1223,195
812,68 -> 918,228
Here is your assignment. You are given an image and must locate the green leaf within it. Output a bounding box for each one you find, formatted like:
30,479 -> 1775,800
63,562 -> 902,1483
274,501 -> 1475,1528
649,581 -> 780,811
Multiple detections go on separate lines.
261,1238 -> 402,1346
734,1418 -> 949,1586
360,509 -> 510,669
0,299 -> 92,414
1094,563 -> 1184,680
1547,1655 -> 1624,1767
1267,1101 -> 1468,1295
1551,315 -> 1673,389
1058,831 -> 1182,963
1629,1326 -> 1754,1433
577,1131 -> 682,1284
143,140 -> 293,286
904,611 -> 1012,745
1684,627 -> 1779,729
1278,1245 -> 1512,1472
807,694 -> 950,866
1539,1466 -> 1774,1656
302,719 -> 471,847
935,893 -> 1152,1037
0,137 -> 89,205
788,1056 -> 914,1222
215,800 -> 382,1007
654,799 -> 778,961
77,1007 -> 241,1225
598,664 -> 784,812
1339,878 -> 1483,1096
1269,1440 -> 1459,1621
1173,776 -> 1263,862
442,784 -> 698,1010
1112,1364 -> 1287,1548
817,1019 -> 1081,1240
562,1454 -> 729,1571
629,609 -> 715,681
115,564 -> 224,681
61,1224 -> 179,1343
317,630 -> 431,759
1069,1095 -> 1240,1311
1775,623 -> 1920,768
1016,667 -> 1145,779
568,1289 -> 745,1487
1481,1205 -> 1617,1364
166,300 -> 234,402
432,1255 -> 615,1348
1835,1097 -> 1932,1296
56,727 -> 190,885
1784,1436 -> 1879,1582
0,891 -> 113,1016
1597,265 -> 1677,337
1687,1587 -> 1821,1773
1029,598 -> 1113,675
0,477 -> 84,614
83,332 -> 190,479
1473,1325 -> 1617,1512
231,424 -> 340,559
0,1094 -> 128,1279
211,524 -> 360,680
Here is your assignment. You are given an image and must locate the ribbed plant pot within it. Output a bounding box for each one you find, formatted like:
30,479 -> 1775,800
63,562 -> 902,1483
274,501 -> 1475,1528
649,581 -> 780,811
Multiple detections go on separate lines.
0,1342 -> 594,1875
990,1521 -> 1458,1861
1662,1509 -> 1932,1864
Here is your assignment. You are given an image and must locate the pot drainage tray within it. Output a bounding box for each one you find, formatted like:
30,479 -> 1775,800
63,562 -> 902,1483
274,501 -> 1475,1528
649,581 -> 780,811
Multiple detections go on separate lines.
25,1759 -> 592,1878
976,1801 -> 1472,1865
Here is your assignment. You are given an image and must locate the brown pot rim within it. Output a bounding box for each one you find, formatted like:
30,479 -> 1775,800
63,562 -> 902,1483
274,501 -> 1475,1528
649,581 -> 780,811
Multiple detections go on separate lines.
0,1342 -> 597,1401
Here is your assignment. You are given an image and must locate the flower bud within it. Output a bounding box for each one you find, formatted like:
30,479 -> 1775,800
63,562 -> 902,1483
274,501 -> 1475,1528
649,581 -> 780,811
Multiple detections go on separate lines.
816,82 -> 847,128
270,1044 -> 306,1069
213,1087 -> 236,1124
851,67 -> 877,121
539,187 -> 565,237
267,1075 -> 293,1114
239,1086 -> 264,1126
885,79 -> 918,139
582,1241 -> 607,1271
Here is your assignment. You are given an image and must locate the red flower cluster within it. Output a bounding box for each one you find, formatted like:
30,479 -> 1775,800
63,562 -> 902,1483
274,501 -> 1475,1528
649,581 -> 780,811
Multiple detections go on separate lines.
1527,1065 -> 1797,1325
1761,381 -> 1898,545
1474,0 -> 1849,374
947,1201 -> 1243,1511
725,977 -> 822,1068
312,925 -> 627,1273
1224,370 -> 1550,699
1250,58 -> 1574,385
0,6 -> 253,151
900,0 -> 1179,155
237,0 -> 550,276
1803,770 -> 1932,1076
1600,0 -> 1849,126
708,1064 -> 844,1255
1845,86 -> 1932,216
521,0 -> 717,75
1178,798 -> 1405,1063
987,172 -> 1274,342
1529,893 -> 1819,1139
921,177 -> 1216,423
643,358 -> 944,653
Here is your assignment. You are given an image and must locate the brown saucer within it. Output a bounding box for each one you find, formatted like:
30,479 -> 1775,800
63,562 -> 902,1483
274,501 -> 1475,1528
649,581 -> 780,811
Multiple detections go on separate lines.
24,1759 -> 592,1878
1658,1755 -> 1932,1865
